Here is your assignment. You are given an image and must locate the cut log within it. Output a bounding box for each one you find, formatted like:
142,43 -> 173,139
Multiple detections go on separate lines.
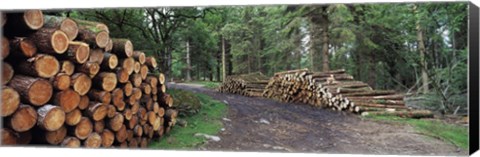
61,41 -> 90,64
341,90 -> 397,97
44,125 -> 67,145
9,37 -> 37,58
4,10 -> 44,36
115,125 -> 127,143
17,54 -> 60,78
354,102 -> 409,109
53,89 -> 80,113
126,130 -> 134,142
2,62 -> 14,85
37,104 -> 65,131
88,49 -> 104,64
152,102 -> 160,114
101,129 -> 114,147
93,72 -> 117,92
84,132 -> 102,148
145,57 -> 157,69
123,108 -> 133,120
133,51 -> 145,64
61,136 -> 80,147
1,86 -> 20,117
107,112 -> 124,131
130,74 -> 142,88
134,61 -> 141,74
65,108 -> 82,126
43,15 -> 78,41
70,73 -> 91,95
120,81 -> 133,97
158,73 -> 165,85
151,85 -> 158,95
86,102 -> 107,121
157,107 -> 165,117
49,73 -> 70,90
101,52 -> 118,70
1,36 -> 9,59
30,28 -> 69,54
111,88 -> 125,111
140,83 -> 151,95
361,110 -> 434,118
106,105 -> 116,118
115,68 -> 129,83
75,61 -> 100,78
128,137 -> 138,148
140,65 -> 148,80
2,128 -> 18,145
60,60 -> 74,76
133,125 -> 143,137
75,24 -> 109,48
9,104 -> 37,132
131,101 -> 140,113
160,94 -> 173,108
120,57 -> 135,75
77,95 -> 89,110
105,39 -> 113,52
70,117 -> 92,140
9,75 -> 52,106
111,39 -> 133,58
345,94 -> 405,101
138,107 -> 147,121
127,115 -> 138,129
87,89 -> 111,104
145,76 -> 158,89
140,137 -> 148,148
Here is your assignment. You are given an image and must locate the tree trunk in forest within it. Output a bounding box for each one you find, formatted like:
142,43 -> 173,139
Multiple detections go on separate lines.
321,13 -> 330,72
185,41 -> 191,81
222,37 -> 226,82
413,4 -> 429,94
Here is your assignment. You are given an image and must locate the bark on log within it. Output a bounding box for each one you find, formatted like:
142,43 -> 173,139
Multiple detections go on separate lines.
106,105 -> 116,118
75,23 -> 109,48
120,57 -> 135,75
60,60 -> 74,76
9,37 -> 37,58
43,15 -> 79,41
30,28 -> 69,54
127,115 -> 138,129
133,51 -> 145,64
115,125 -> 127,143
111,88 -> 125,111
140,83 -> 151,95
130,73 -> 142,88
49,73 -> 70,90
9,75 -> 52,106
93,72 -> 117,92
17,54 -> 60,78
16,131 -> 32,145
115,68 -> 129,84
86,102 -> 107,121
145,76 -> 158,89
1,86 -> 20,117
61,136 -> 80,147
145,57 -> 157,69
37,104 -> 65,131
65,108 -> 82,126
111,39 -> 133,58
361,110 -> 434,118
4,10 -> 44,36
53,89 -> 80,113
70,73 -> 91,95
140,65 -> 148,80
8,104 -> 37,132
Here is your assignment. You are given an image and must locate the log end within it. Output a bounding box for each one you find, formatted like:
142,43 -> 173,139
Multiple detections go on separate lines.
96,31 -> 110,48
28,79 -> 53,106
1,87 -> 20,117
35,54 -> 60,78
24,10 -> 44,30
2,36 -> 9,59
51,30 -> 69,54
61,18 -> 79,41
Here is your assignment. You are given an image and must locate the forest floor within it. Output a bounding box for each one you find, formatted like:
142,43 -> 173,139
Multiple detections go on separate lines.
168,82 -> 467,156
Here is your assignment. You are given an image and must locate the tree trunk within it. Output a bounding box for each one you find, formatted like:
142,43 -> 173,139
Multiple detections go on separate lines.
413,4 -> 429,94
186,41 -> 192,81
321,14 -> 329,72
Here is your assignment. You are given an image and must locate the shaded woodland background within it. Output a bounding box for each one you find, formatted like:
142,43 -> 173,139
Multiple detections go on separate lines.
47,2 -> 468,114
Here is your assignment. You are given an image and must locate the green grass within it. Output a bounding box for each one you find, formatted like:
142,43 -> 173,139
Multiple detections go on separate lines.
149,91 -> 227,149
364,115 -> 469,150
189,81 -> 221,89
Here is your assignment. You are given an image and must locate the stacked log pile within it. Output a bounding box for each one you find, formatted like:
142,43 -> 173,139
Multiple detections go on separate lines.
218,72 -> 269,97
1,10 -> 178,147
262,69 -> 432,118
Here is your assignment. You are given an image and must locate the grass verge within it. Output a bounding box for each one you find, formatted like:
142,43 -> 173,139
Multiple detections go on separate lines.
189,81 -> 221,89
364,115 -> 468,150
149,90 -> 227,149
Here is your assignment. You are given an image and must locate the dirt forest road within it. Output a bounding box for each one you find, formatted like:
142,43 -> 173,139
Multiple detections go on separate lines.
168,83 -> 466,156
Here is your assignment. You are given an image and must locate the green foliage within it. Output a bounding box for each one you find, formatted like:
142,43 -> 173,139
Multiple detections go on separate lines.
167,89 -> 202,117
365,115 -> 468,150
189,81 -> 221,89
149,92 -> 227,149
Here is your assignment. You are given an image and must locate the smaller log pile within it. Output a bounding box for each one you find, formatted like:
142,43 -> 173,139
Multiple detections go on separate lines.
218,72 -> 269,97
1,10 -> 178,148
262,69 -> 433,118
